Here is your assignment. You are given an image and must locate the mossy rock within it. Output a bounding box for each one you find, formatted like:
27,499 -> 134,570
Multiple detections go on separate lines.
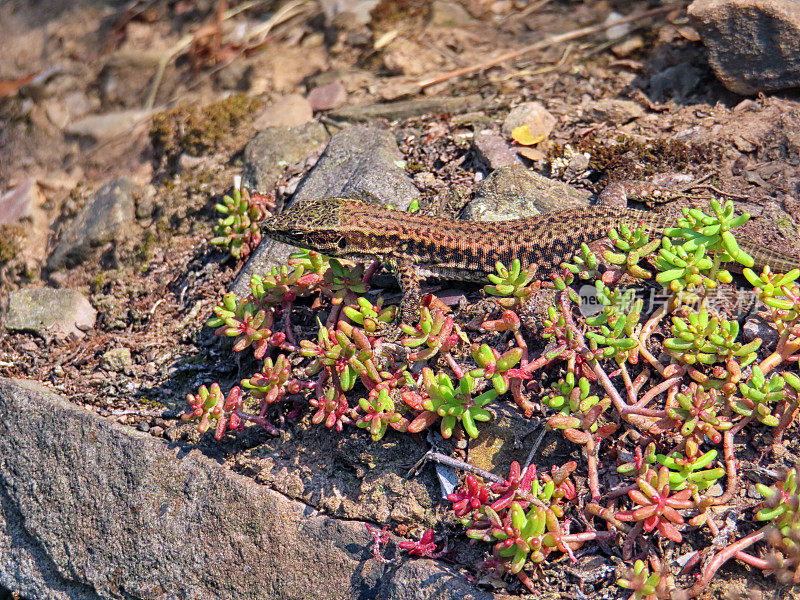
150,94 -> 263,165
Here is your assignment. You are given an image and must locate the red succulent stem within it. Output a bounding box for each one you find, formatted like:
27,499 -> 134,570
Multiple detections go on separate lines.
733,550 -> 770,570
446,354 -> 466,379
235,410 -> 279,435
586,437 -> 601,502
585,502 -> 632,534
711,429 -> 737,506
562,530 -> 616,544
517,344 -> 566,375
674,527 -> 766,600
514,329 -> 529,367
280,300 -> 299,349
636,375 -> 683,409
515,568 -> 536,593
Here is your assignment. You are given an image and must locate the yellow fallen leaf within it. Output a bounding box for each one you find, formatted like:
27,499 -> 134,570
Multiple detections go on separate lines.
511,124 -> 547,146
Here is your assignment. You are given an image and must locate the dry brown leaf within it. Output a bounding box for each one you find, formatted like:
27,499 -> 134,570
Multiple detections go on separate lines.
516,147 -> 546,161
0,72 -> 37,98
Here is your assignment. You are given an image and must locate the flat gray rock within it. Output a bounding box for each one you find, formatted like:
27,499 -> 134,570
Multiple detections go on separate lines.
242,122 -> 329,192
47,177 -> 136,270
65,109 -> 153,141
232,125 -> 420,296
292,125 -> 420,206
688,0 -> 800,94
0,378 -> 493,600
461,164 -> 591,222
5,287 -> 96,340
327,95 -> 483,122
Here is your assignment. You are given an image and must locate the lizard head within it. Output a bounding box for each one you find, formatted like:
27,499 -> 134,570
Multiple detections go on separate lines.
260,197 -> 374,259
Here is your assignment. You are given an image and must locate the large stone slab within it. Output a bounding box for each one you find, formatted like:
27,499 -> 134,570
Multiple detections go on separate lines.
688,0 -> 800,94
0,378 -> 491,600
232,125 -> 420,297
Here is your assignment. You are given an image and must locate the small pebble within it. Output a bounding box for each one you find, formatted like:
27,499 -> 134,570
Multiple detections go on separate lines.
501,101 -> 556,141
307,82 -> 347,111
164,426 -> 181,442
743,315 -> 779,347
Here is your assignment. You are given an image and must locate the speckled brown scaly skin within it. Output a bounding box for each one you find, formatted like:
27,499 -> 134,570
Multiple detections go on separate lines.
261,197 -> 800,320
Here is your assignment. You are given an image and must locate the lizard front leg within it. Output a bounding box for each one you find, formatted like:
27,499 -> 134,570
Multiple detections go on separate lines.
390,261 -> 423,325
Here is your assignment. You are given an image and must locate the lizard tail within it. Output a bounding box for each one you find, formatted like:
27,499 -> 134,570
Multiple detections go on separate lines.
740,239 -> 800,275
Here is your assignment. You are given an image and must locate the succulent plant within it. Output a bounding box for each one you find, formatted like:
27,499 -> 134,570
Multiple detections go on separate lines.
665,199 -> 754,268
469,343 -> 523,395
655,450 -> 725,492
757,467 -> 800,584
356,388 -> 407,441
484,259 -> 540,307
322,259 -> 367,305
207,294 -> 278,359
405,369 -> 497,439
182,383 -> 243,440
602,224 -> 661,280
665,309 -> 760,366
544,372 -> 600,415
616,559 -> 662,600
211,187 -> 270,259
665,384 -> 732,458
401,306 -> 460,362
448,474 -> 490,517
616,466 -> 694,542
398,529 -> 446,557
343,296 -> 396,333
733,366 -> 788,427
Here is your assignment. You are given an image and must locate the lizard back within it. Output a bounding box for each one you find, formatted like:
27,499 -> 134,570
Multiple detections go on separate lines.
261,198 -> 800,280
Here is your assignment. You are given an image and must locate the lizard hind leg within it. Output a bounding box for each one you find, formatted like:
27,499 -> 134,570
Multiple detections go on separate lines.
597,172 -> 705,210
598,179 -> 688,210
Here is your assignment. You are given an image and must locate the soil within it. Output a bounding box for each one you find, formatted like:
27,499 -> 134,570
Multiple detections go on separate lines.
2,1 -> 800,598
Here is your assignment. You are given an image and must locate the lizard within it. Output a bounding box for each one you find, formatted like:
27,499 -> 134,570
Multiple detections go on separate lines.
260,187 -> 800,323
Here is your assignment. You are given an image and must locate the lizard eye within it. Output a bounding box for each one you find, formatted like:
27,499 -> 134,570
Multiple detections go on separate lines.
337,238 -> 347,250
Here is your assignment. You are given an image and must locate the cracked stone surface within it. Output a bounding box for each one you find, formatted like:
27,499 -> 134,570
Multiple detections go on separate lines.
0,378 -> 493,600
